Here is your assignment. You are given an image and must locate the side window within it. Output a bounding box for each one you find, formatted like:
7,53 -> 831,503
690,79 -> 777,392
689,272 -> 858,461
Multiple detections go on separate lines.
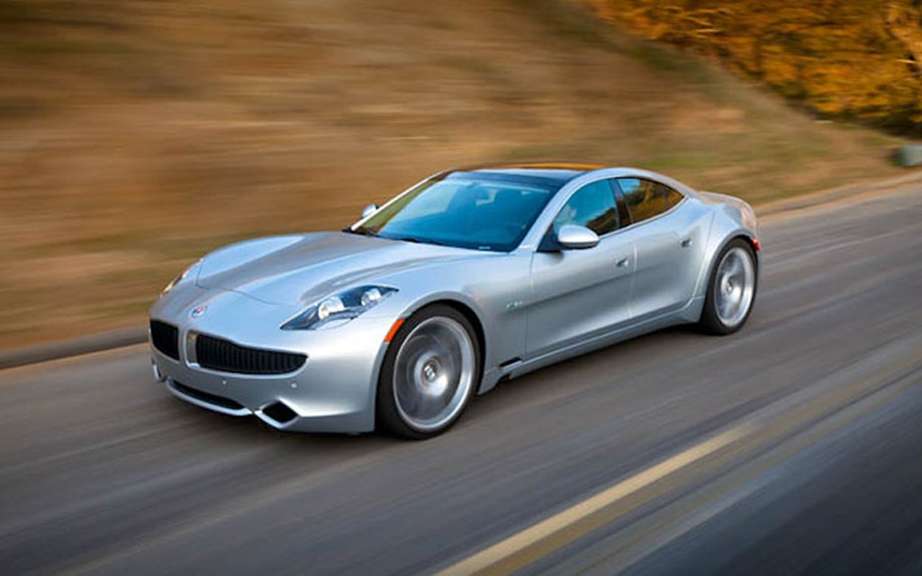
660,183 -> 684,210
617,178 -> 684,224
553,180 -> 619,236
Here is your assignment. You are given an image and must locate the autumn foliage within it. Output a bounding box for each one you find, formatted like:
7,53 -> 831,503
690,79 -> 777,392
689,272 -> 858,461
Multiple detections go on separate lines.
588,0 -> 922,132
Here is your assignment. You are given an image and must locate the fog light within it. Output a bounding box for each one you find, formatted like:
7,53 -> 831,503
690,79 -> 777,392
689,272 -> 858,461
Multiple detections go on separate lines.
151,358 -> 166,382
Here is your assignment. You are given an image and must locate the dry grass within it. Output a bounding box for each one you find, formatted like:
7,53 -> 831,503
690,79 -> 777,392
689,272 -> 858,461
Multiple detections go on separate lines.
0,0 -> 906,349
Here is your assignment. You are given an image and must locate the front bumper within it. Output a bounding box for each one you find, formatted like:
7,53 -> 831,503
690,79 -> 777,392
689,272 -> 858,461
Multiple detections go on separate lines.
150,287 -> 394,433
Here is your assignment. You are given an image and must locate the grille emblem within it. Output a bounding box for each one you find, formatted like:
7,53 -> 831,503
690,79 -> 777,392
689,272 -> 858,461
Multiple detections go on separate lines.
190,304 -> 208,319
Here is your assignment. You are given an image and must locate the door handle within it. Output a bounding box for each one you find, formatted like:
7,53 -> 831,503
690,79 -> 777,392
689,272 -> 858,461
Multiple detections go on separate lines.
681,238 -> 693,248
616,257 -> 630,268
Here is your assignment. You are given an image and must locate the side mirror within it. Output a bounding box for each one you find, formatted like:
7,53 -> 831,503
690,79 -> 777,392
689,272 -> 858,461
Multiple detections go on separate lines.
361,204 -> 378,219
556,224 -> 599,250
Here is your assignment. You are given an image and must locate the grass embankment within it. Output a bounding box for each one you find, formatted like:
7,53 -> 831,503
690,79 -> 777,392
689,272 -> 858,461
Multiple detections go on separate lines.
0,0 -> 905,349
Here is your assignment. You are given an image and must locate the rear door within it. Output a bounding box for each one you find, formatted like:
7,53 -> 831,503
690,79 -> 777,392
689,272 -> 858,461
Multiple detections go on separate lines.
613,178 -> 706,320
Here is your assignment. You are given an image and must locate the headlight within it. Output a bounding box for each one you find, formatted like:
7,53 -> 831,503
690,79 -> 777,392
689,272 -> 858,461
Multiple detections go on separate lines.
281,285 -> 397,330
162,260 -> 201,295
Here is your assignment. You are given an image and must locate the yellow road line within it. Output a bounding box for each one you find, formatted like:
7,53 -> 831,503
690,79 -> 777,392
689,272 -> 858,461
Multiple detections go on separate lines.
436,425 -> 751,576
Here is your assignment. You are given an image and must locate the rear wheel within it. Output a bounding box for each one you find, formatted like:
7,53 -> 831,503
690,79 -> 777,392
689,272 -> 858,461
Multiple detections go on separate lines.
699,239 -> 757,335
377,305 -> 480,440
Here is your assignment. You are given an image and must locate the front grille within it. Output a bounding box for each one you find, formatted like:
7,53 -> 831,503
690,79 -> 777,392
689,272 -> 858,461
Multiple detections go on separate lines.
150,320 -> 180,360
195,334 -> 306,375
172,380 -> 245,410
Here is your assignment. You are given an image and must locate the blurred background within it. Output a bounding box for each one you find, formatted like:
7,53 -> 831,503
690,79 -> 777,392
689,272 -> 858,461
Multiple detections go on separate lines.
1,0 -> 918,350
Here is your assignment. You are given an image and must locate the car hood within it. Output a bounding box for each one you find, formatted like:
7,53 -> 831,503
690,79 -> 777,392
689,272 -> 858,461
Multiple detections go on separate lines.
196,232 -> 471,307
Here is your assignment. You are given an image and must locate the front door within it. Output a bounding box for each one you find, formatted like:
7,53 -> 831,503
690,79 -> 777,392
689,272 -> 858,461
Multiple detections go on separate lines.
526,179 -> 635,358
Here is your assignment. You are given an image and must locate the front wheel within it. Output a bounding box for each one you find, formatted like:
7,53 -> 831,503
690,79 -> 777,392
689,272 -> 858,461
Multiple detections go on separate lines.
699,239 -> 757,335
377,305 -> 481,440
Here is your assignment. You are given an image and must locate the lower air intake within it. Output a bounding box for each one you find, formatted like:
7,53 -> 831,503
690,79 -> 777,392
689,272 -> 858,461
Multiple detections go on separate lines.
172,380 -> 245,411
261,402 -> 298,424
150,320 -> 180,361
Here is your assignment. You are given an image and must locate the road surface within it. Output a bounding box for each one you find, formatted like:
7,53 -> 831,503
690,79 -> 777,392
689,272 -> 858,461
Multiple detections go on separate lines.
2,186 -> 921,576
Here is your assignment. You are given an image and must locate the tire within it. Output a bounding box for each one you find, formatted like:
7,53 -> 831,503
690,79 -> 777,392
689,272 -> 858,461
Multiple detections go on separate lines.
377,304 -> 481,440
699,238 -> 758,335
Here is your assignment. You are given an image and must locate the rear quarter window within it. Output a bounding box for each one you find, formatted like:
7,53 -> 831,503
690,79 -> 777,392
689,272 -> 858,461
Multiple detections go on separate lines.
617,178 -> 684,224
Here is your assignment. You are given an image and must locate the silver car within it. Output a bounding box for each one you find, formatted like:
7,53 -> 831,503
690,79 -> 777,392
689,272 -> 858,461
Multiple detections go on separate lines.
150,164 -> 759,439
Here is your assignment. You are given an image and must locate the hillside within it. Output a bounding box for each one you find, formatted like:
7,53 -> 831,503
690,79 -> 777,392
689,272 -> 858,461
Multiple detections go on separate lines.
589,0 -> 922,133
0,0 -> 905,348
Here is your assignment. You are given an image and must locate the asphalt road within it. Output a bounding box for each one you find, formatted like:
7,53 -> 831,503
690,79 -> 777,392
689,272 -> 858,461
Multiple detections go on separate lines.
2,187 -> 921,576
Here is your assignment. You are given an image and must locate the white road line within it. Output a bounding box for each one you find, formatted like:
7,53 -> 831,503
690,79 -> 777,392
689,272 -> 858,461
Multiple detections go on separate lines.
436,425 -> 752,576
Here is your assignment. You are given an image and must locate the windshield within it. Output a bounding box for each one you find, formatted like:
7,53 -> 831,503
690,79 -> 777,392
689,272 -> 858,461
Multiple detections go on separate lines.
351,173 -> 559,251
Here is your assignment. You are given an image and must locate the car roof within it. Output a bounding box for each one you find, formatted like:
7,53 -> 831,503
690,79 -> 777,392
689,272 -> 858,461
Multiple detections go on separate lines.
446,162 -> 605,186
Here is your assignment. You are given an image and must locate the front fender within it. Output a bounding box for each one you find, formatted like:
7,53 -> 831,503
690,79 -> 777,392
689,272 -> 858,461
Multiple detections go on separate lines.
372,253 -> 533,395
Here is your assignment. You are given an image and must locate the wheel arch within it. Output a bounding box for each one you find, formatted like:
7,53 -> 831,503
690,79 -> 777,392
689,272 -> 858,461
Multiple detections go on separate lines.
422,298 -> 486,373
733,233 -> 760,263
430,300 -> 486,363
694,228 -> 761,304
374,296 -> 489,438
705,226 -> 759,275
697,231 -> 760,315
395,295 -> 490,387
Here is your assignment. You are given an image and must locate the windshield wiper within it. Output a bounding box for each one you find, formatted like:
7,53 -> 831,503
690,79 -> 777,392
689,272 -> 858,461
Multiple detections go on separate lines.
387,235 -> 450,247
